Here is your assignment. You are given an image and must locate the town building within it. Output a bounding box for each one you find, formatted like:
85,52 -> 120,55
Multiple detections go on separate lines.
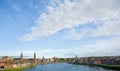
0,59 -> 6,69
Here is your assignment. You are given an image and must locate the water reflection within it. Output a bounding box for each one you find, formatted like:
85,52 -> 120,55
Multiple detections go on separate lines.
23,63 -> 115,71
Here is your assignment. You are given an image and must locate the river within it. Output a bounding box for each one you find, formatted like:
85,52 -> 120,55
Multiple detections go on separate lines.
22,63 -> 115,71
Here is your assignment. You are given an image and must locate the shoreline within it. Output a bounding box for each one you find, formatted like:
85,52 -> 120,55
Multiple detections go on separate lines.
1,63 -> 119,71
72,63 -> 120,70
0,66 -> 31,71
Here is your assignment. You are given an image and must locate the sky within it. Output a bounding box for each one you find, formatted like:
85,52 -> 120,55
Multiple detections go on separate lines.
0,0 -> 120,58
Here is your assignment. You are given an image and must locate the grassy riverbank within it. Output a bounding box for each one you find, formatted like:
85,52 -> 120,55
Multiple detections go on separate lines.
0,66 -> 31,71
74,63 -> 120,70
91,64 -> 120,70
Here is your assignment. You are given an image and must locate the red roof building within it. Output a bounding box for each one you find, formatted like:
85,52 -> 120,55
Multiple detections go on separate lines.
0,60 -> 6,69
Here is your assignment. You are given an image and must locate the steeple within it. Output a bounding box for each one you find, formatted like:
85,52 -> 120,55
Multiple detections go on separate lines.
33,52 -> 37,63
20,52 -> 24,64
20,52 -> 23,59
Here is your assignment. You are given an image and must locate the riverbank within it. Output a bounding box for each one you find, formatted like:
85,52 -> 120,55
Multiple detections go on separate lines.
20,63 -> 117,71
0,66 -> 31,71
73,63 -> 120,70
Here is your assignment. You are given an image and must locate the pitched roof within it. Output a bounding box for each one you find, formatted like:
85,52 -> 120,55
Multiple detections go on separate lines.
0,63 -> 5,66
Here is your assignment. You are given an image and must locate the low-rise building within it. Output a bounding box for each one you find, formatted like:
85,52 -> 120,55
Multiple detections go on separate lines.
0,59 -> 6,69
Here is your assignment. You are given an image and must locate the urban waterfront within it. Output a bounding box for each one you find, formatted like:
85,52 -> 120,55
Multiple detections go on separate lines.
0,0 -> 120,71
22,63 -> 115,71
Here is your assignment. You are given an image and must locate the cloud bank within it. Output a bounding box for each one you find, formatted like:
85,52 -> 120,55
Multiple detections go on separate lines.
2,37 -> 120,58
20,0 -> 120,41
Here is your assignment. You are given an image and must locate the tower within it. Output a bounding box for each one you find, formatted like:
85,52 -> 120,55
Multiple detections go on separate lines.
42,56 -> 45,63
33,52 -> 37,63
20,52 -> 24,64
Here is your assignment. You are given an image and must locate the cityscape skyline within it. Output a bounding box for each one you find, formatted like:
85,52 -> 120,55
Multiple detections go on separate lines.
0,0 -> 120,58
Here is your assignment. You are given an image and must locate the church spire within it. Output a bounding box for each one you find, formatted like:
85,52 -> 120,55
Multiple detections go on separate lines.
34,52 -> 37,63
20,52 -> 24,64
20,52 -> 23,59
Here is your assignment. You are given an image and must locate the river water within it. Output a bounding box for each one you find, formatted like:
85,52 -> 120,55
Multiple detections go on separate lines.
22,63 -> 115,71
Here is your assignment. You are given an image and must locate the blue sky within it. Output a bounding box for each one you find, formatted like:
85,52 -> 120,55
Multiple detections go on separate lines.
0,0 -> 120,58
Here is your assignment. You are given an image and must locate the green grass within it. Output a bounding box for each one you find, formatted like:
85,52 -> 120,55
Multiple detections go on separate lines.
0,66 -> 31,71
74,63 -> 120,70
92,64 -> 120,70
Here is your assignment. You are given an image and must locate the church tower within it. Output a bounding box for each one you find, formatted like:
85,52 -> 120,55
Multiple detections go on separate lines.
33,52 -> 37,63
20,52 -> 24,64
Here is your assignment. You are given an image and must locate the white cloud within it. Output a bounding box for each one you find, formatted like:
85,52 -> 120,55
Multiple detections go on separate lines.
64,37 -> 120,57
92,14 -> 120,36
62,28 -> 86,40
3,37 -> 120,58
20,0 -> 120,41
26,39 -> 120,57
64,13 -> 120,39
